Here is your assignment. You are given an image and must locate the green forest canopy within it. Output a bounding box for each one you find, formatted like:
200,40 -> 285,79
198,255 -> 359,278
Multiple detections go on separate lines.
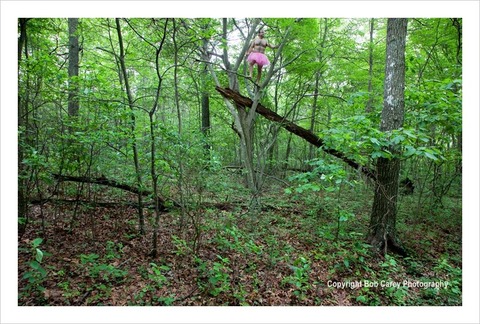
17,17 -> 462,205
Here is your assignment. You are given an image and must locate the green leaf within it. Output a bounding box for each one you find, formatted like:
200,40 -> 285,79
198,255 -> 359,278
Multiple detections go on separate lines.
370,137 -> 381,146
339,214 -> 349,222
28,260 -> 47,277
402,129 -> 417,139
421,148 -> 443,161
32,238 -> 43,248
356,295 -> 367,303
391,134 -> 405,145
371,150 -> 392,159
35,248 -> 44,263
404,145 -> 417,157
424,151 -> 438,160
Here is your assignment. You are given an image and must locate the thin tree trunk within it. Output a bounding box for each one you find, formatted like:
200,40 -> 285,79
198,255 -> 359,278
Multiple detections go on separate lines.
68,18 -> 80,117
283,103 -> 298,177
201,89 -> 210,148
308,72 -> 320,160
201,56 -> 211,154
149,19 -> 168,258
309,19 -> 328,160
115,18 -> 145,235
365,18 -> 374,113
452,18 -> 462,175
66,18 -> 83,231
172,18 -> 188,230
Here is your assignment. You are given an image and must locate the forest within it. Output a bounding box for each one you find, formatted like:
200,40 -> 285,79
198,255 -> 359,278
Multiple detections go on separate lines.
16,17 -> 464,308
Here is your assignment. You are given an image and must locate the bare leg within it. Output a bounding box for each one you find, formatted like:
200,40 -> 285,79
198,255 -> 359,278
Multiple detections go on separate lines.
256,65 -> 262,83
248,62 -> 254,78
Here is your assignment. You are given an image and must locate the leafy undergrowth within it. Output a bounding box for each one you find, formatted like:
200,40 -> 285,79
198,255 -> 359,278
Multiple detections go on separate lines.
18,182 -> 462,306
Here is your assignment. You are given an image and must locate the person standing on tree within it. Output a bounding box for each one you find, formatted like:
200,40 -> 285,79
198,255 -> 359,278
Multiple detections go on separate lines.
245,29 -> 277,84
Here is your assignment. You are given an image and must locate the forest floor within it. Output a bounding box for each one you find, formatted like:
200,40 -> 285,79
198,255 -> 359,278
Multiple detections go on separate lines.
18,172 -> 462,306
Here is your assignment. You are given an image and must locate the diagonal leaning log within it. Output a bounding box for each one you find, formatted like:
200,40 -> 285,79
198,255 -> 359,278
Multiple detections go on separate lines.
215,86 -> 377,182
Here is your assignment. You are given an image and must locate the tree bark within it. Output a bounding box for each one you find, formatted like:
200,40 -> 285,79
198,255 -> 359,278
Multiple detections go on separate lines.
115,18 -> 145,234
201,54 -> 211,153
215,86 -> 377,181
198,32 -> 211,154
148,18 -> 168,258
365,18 -> 375,113
68,18 -> 80,117
221,18 -> 260,195
308,71 -> 320,160
18,18 -> 29,233
172,18 -> 189,233
367,18 -> 408,256
201,93 -> 210,138
309,19 -> 328,160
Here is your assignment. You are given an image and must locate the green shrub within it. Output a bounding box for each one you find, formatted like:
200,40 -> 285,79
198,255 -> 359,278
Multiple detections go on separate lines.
20,238 -> 48,304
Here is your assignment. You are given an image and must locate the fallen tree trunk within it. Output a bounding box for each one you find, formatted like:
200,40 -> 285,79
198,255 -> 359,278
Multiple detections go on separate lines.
30,197 -> 146,209
30,197 -> 248,214
215,86 -> 377,181
52,173 -> 173,211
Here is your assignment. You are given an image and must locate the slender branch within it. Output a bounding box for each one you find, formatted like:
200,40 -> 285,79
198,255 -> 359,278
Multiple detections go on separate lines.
233,18 -> 260,72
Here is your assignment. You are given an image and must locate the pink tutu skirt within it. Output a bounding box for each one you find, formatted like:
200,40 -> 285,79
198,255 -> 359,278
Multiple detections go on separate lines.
247,52 -> 270,67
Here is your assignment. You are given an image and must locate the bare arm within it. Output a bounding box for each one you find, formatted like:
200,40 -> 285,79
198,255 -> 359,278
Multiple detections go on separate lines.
267,41 -> 277,50
245,40 -> 255,56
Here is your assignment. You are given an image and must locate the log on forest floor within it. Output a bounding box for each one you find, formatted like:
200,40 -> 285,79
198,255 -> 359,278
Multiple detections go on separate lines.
52,173 -> 175,211
215,86 -> 377,182
29,197 -> 282,216
29,197 -> 154,209
48,174 -> 264,213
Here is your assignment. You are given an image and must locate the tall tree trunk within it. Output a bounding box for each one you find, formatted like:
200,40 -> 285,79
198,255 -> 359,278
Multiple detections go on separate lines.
452,18 -> 462,175
368,18 -> 408,255
365,18 -> 375,113
200,39 -> 211,155
18,18 -> 29,233
308,71 -> 320,160
266,72 -> 283,172
115,18 -> 145,235
309,19 -> 328,160
149,19 -> 168,258
201,91 -> 210,143
68,18 -> 80,117
222,18 -> 259,195
172,18 -> 188,230
66,18 -> 82,226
